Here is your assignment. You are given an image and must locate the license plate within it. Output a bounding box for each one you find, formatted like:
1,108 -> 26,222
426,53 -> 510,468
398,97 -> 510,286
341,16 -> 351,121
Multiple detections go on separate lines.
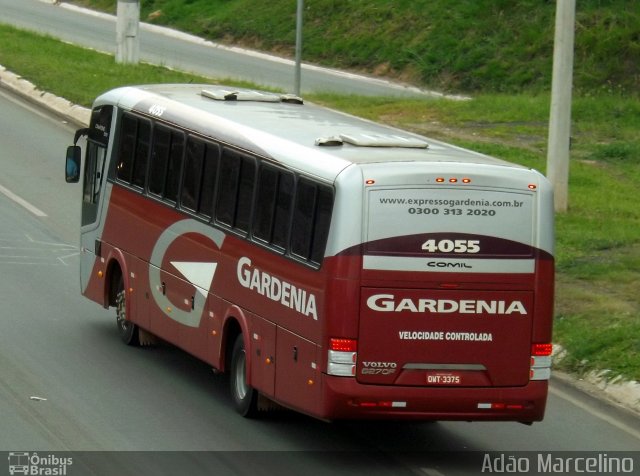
426,372 -> 462,385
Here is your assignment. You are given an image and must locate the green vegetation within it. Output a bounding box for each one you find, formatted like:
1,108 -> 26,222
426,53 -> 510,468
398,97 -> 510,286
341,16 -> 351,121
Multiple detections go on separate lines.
69,0 -> 639,95
0,24 -> 261,106
0,13 -> 638,381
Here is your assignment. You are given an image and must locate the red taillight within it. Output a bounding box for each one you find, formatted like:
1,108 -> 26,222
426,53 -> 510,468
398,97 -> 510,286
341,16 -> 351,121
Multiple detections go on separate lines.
439,283 -> 460,289
359,402 -> 377,408
478,402 -> 527,411
531,343 -> 553,356
330,338 -> 358,352
350,400 -> 402,408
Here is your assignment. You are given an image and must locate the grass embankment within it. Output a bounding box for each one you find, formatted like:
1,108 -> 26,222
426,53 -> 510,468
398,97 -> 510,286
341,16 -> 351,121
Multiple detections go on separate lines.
0,23 -> 638,380
70,0 -> 639,96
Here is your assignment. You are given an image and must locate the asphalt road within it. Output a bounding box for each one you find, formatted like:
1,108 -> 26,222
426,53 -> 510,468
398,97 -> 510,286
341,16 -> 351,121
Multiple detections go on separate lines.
0,0 -> 435,97
0,85 -> 639,475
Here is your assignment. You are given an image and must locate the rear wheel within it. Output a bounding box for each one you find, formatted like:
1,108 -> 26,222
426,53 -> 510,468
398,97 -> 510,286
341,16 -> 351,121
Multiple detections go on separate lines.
229,334 -> 258,417
115,277 -> 139,346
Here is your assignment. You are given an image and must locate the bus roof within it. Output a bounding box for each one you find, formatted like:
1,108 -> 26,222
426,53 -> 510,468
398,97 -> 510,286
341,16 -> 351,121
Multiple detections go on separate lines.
96,84 -> 527,181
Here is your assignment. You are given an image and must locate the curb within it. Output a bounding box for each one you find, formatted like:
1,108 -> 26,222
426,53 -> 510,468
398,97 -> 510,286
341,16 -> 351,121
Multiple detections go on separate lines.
0,65 -> 90,127
1,62 -> 639,420
552,345 -> 640,417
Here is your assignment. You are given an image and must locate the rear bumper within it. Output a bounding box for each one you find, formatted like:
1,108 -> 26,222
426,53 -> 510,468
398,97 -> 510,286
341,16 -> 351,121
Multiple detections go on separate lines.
316,375 -> 548,422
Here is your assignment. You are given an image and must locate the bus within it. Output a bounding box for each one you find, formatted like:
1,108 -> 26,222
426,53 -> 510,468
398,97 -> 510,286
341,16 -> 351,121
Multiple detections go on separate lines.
65,84 -> 554,422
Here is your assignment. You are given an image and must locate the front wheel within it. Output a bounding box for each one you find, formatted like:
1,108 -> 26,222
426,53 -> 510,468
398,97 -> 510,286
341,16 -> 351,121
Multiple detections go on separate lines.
229,334 -> 258,417
115,277 -> 139,346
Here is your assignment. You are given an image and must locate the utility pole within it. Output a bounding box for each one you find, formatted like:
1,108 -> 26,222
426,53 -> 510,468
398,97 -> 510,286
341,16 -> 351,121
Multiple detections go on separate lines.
294,0 -> 304,96
116,0 -> 140,64
546,0 -> 576,213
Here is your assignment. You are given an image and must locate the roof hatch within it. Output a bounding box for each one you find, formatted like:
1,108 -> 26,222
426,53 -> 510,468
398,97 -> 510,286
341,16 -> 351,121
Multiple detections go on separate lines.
201,89 -> 303,104
315,133 -> 429,148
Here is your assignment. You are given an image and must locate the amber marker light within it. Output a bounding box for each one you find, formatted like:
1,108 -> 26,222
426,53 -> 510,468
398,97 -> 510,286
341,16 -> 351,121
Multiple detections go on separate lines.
449,178 -> 458,183
435,177 -> 445,183
528,184 -> 537,190
365,179 -> 375,185
462,178 -> 472,184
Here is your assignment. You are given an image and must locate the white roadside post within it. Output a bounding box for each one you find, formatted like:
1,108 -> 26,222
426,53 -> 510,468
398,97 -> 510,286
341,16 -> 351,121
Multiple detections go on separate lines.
116,0 -> 140,64
546,0 -> 576,213
294,0 -> 304,97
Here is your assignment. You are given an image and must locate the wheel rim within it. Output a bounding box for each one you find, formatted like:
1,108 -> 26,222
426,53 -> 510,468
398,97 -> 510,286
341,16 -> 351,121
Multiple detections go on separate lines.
234,349 -> 248,400
116,290 -> 129,332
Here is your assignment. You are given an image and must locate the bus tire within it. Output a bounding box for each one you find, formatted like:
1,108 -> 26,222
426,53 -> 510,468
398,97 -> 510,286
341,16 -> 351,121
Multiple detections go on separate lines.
230,334 -> 259,417
115,277 -> 139,346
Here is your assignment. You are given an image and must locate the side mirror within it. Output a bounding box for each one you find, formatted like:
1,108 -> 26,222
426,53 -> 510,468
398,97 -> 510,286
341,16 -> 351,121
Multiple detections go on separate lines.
65,145 -> 81,183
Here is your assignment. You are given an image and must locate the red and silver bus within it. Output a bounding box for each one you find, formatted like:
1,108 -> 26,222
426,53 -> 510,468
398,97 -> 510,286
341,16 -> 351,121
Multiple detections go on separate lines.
66,84 -> 554,422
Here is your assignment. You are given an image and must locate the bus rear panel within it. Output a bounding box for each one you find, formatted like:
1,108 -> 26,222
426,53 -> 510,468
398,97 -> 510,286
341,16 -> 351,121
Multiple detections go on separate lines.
320,162 -> 553,421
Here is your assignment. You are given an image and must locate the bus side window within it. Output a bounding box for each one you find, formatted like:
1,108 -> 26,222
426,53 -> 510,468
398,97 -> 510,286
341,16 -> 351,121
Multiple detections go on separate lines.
164,131 -> 185,203
253,166 -> 279,242
291,179 -> 317,260
181,137 -> 205,211
116,113 -> 150,189
272,172 -> 294,250
149,124 -> 170,196
291,179 -> 333,265
216,149 -> 256,232
116,114 -> 137,182
311,185 -> 334,264
235,157 -> 256,233
253,166 -> 294,251
216,149 -> 241,227
198,141 -> 220,218
131,119 -> 151,188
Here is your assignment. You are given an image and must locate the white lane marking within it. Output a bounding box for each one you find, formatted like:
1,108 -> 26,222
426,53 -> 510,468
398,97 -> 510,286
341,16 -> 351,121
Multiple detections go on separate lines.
0,234 -> 78,266
0,185 -> 47,217
550,383 -> 640,440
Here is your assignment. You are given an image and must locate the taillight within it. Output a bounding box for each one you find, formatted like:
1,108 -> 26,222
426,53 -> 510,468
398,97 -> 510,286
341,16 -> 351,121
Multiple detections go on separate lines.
530,343 -> 552,380
329,338 -> 357,352
477,402 -> 527,410
328,338 -> 357,377
531,343 -> 553,356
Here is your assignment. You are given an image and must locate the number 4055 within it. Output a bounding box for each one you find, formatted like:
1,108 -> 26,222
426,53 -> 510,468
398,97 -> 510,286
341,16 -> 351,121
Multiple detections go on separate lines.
421,239 -> 480,253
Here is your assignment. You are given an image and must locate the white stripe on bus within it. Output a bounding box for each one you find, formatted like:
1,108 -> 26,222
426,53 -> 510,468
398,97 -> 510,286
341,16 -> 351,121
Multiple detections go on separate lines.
362,256 -> 535,273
